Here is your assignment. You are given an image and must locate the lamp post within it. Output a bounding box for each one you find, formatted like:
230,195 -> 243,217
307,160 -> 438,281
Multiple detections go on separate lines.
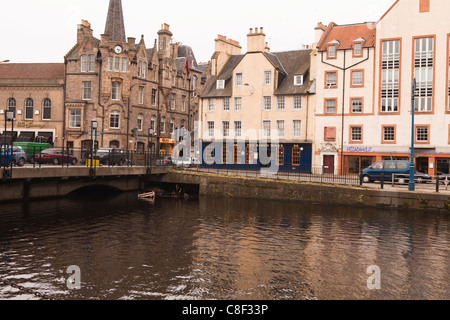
148,128 -> 154,169
3,110 -> 14,179
90,120 -> 98,171
409,78 -> 417,191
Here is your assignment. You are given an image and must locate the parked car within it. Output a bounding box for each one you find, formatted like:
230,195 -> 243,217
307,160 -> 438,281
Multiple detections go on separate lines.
411,171 -> 432,183
0,147 -> 16,166
172,157 -> 197,167
155,156 -> 173,166
12,146 -> 27,166
437,173 -> 450,184
362,160 -> 432,184
93,148 -> 127,166
34,149 -> 78,165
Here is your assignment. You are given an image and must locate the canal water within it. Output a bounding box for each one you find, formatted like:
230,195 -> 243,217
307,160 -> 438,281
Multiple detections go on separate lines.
0,192 -> 449,300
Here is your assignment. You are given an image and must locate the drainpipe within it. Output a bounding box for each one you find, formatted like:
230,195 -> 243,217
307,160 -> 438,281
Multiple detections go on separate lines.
97,56 -> 105,148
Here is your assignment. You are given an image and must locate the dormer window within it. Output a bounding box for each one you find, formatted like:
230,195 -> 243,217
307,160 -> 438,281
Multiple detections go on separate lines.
353,38 -> 365,57
216,80 -> 225,89
327,40 -> 339,59
294,75 -> 304,86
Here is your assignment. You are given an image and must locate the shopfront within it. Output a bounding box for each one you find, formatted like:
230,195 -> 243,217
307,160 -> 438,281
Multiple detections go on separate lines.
159,138 -> 176,157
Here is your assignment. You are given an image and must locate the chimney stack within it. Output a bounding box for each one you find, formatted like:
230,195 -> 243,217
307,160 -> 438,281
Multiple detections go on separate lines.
247,27 -> 266,53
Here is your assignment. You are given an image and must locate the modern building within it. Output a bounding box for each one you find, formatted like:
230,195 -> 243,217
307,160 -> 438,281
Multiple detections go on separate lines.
0,63 -> 65,145
313,0 -> 450,176
200,28 -> 315,172
64,0 -> 205,159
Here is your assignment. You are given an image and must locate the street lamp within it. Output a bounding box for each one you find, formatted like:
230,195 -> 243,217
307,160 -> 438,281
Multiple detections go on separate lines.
3,110 -> 14,178
409,78 -> 417,191
90,120 -> 98,170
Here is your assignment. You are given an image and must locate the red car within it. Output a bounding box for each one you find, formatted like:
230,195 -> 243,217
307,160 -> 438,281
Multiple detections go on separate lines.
34,149 -> 78,165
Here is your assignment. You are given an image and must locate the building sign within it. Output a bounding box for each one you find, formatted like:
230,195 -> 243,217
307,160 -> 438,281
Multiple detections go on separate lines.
160,138 -> 176,144
346,146 -> 373,153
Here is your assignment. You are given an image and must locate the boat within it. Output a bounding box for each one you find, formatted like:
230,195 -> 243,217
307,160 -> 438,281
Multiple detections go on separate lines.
138,191 -> 156,201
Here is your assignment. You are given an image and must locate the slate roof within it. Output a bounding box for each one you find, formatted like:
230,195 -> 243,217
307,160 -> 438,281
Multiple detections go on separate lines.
104,0 -> 126,43
0,63 -> 65,80
201,49 -> 312,98
317,22 -> 376,51
178,45 -> 202,73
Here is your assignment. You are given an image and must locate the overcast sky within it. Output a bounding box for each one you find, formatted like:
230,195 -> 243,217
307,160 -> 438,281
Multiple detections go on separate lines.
0,0 -> 395,64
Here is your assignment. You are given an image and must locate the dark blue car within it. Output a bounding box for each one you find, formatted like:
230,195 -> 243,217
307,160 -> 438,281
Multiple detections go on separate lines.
0,148 -> 16,166
361,160 -> 410,183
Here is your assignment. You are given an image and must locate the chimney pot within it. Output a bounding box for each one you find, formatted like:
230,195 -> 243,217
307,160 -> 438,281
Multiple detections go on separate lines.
260,27 -> 264,33
255,28 -> 259,33
250,28 -> 253,34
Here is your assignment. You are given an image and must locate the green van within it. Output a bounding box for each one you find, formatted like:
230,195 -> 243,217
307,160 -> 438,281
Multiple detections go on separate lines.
13,142 -> 52,163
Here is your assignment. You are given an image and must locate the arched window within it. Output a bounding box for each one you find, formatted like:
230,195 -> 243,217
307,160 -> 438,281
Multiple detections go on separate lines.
7,98 -> 16,118
109,140 -> 120,148
137,113 -> 144,131
42,98 -> 51,120
110,110 -> 120,129
170,118 -> 175,134
150,115 -> 156,131
161,116 -> 166,133
25,98 -> 34,120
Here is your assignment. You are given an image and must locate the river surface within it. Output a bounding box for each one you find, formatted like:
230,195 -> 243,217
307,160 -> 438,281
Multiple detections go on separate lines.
0,193 -> 449,300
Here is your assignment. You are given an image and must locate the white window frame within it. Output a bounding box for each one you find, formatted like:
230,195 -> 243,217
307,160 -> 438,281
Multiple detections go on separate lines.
235,72 -> 243,87
207,121 -> 215,138
207,98 -> 215,112
276,120 -> 285,138
264,70 -> 272,86
262,120 -> 271,138
351,126 -> 362,142
137,114 -> 144,131
81,55 -> 87,72
138,86 -> 145,105
111,82 -> 121,101
234,121 -> 242,138
293,95 -> 302,110
217,80 -> 225,89
42,98 -> 52,120
263,96 -> 272,111
352,70 -> 364,86
294,75 -> 303,86
69,109 -> 81,129
108,56 -> 113,71
292,120 -> 302,138
82,81 -> 92,101
88,55 -> 95,72
234,97 -> 242,112
222,97 -> 230,112
222,121 -> 230,138
277,96 -> 286,111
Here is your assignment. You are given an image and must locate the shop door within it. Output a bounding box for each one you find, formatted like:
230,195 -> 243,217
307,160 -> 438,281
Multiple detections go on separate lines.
323,155 -> 335,174
416,158 -> 429,174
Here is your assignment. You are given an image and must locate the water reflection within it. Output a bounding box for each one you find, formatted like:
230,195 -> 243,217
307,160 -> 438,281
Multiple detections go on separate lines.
0,194 -> 448,300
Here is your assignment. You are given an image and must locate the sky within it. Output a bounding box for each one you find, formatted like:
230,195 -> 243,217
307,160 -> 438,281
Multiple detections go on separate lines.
0,0 -> 395,64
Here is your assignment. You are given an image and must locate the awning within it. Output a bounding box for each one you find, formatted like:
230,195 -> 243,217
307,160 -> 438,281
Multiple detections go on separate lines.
16,132 -> 35,142
36,132 -> 53,143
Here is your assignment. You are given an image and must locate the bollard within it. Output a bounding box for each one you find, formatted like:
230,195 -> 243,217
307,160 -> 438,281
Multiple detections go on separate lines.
436,175 -> 440,193
380,173 -> 384,189
360,174 -> 363,186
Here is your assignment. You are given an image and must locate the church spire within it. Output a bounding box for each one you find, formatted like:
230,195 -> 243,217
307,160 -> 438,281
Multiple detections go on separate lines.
104,0 -> 126,43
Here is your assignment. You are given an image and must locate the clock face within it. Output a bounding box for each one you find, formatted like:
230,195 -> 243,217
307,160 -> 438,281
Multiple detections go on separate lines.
114,46 -> 122,54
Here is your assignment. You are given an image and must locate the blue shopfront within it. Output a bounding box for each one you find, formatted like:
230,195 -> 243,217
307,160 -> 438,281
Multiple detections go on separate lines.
201,141 -> 312,173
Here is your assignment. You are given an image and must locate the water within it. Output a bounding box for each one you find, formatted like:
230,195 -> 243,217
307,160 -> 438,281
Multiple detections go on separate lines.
0,193 -> 449,300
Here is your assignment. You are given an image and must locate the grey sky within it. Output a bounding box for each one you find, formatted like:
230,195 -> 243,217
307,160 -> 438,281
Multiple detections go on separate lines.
0,0 -> 395,64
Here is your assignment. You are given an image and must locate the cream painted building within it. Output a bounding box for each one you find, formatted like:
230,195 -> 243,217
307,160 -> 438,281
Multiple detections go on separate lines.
313,0 -> 450,176
200,29 -> 315,172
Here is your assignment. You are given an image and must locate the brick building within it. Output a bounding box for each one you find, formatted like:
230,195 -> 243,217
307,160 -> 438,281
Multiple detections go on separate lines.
64,0 -> 205,158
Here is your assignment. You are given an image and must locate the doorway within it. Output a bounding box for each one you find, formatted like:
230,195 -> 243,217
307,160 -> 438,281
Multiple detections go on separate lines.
323,155 -> 335,174
416,157 -> 429,174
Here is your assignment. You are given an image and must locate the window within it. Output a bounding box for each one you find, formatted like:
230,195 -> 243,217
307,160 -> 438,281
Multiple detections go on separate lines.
277,147 -> 284,166
263,96 -> 272,111
170,118 -> 175,134
414,37 -> 434,112
325,99 -> 336,114
351,70 -> 364,87
138,86 -> 145,105
276,120 -> 285,138
192,76 -> 198,95
160,117 -> 166,133
108,57 -> 113,71
42,98 -> 51,120
137,114 -> 143,131
152,89 -> 157,106
171,74 -> 176,86
351,126 -> 362,142
351,98 -> 363,113
235,73 -> 243,87
112,82 -> 121,100
324,127 -> 336,141
234,97 -> 242,112
383,126 -> 396,143
264,70 -> 272,85
182,96 -> 186,112
110,110 -> 120,129
7,98 -> 16,118
381,40 -> 400,112
326,71 -> 337,88
89,55 -> 95,72
292,148 -> 301,166
217,80 -> 225,89
262,120 -> 271,138
353,43 -> 362,57
121,57 -> 127,73
277,96 -> 285,111
222,121 -> 230,137
138,61 -> 142,77
294,75 -> 303,86
293,96 -> 302,110
205,147 -> 215,163
81,55 -> 87,72
25,98 -> 33,120
207,121 -> 215,138
207,98 -> 215,112
222,146 -> 228,164
416,126 -> 429,143
328,45 -> 336,59
181,119 -> 185,128
69,109 -> 81,128
234,121 -> 242,138
170,94 -> 176,110
293,120 -> 302,138
142,62 -> 147,79
150,116 -> 156,131
222,98 -> 230,111
82,81 -> 91,100
114,57 -> 120,72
